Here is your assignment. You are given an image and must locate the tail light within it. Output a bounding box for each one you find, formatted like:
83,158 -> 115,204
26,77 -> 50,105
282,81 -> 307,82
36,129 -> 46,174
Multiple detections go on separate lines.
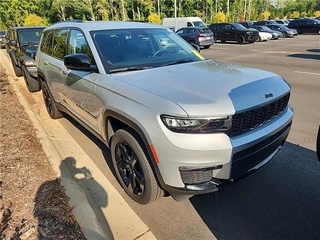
197,34 -> 205,38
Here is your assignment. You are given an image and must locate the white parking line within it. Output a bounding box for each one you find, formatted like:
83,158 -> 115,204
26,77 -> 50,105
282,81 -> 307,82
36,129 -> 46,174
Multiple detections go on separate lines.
294,71 -> 320,76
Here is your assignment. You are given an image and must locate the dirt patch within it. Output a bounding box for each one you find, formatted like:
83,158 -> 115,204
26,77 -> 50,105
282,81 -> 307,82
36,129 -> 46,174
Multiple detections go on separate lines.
0,64 -> 86,239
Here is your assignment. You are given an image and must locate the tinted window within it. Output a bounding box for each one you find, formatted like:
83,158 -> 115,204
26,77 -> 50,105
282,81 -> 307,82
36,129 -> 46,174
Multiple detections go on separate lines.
18,28 -> 43,44
52,29 -> 68,59
231,23 -> 247,30
199,28 -> 211,33
40,31 -> 53,55
67,29 -> 94,63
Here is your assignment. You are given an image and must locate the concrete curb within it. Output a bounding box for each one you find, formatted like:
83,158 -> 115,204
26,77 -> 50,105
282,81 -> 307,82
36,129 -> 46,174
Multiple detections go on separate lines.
3,63 -> 156,240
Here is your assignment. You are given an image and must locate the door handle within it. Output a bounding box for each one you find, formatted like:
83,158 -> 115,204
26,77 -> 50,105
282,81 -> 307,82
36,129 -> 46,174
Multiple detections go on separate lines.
43,60 -> 48,65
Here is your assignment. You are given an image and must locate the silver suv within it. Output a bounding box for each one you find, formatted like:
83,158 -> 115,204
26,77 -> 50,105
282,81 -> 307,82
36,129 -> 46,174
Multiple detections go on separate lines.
36,21 -> 294,204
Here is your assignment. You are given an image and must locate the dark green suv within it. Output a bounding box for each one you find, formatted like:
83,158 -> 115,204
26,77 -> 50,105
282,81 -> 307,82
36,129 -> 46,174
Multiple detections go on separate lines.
6,26 -> 45,92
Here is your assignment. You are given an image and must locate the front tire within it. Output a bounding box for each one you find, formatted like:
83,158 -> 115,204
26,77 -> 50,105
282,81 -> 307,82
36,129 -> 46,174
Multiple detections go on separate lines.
41,81 -> 62,119
237,35 -> 245,44
111,129 -> 163,204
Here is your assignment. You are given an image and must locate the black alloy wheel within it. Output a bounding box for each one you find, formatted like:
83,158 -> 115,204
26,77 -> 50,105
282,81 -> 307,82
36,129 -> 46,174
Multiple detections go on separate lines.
41,81 -> 62,119
111,129 -> 163,204
115,141 -> 145,196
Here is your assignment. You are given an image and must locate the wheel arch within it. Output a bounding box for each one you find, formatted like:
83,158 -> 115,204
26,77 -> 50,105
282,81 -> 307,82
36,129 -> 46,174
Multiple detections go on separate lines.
104,110 -> 168,194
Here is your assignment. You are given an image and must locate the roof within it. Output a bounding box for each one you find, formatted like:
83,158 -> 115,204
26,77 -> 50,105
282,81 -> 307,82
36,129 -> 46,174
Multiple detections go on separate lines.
44,21 -> 167,32
8,26 -> 45,30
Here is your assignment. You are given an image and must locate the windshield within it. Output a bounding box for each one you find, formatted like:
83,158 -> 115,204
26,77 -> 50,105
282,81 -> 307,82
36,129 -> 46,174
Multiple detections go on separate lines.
18,29 -> 43,44
193,21 -> 206,28
279,25 -> 289,30
315,19 -> 320,24
91,28 -> 204,73
231,23 -> 248,31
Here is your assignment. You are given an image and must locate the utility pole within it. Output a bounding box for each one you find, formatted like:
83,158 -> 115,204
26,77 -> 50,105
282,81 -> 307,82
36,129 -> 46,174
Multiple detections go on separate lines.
121,0 -> 126,21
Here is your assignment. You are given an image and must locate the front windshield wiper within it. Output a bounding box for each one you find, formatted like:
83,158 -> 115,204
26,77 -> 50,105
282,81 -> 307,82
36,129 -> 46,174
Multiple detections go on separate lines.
161,59 -> 195,67
108,67 -> 152,74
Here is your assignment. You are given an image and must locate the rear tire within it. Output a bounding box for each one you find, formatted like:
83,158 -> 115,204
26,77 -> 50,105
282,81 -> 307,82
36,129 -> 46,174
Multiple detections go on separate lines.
41,81 -> 62,119
22,65 -> 40,92
111,129 -> 163,204
237,35 -> 245,44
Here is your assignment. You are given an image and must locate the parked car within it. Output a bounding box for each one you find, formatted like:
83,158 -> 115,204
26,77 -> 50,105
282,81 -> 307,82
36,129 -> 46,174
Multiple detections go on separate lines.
287,18 -> 320,34
250,25 -> 283,39
267,24 -> 297,37
253,20 -> 278,26
175,27 -> 214,49
274,19 -> 290,26
36,20 -> 293,204
252,30 -> 272,41
209,23 -> 259,44
6,26 -> 45,92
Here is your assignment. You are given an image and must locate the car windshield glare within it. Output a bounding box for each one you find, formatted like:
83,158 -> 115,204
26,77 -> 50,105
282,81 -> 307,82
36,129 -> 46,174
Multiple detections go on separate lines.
91,28 -> 202,72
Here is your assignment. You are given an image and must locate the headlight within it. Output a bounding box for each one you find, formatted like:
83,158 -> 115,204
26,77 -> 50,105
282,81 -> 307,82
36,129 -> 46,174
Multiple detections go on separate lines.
160,115 -> 229,133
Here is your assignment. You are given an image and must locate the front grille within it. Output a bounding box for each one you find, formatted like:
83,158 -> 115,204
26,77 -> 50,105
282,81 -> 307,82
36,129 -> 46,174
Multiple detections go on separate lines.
230,123 -> 291,180
180,168 -> 213,185
231,93 -> 290,137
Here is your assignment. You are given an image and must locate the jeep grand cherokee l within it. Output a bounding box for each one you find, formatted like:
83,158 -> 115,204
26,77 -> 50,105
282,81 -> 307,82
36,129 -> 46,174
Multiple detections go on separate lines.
36,21 -> 294,204
6,26 -> 45,92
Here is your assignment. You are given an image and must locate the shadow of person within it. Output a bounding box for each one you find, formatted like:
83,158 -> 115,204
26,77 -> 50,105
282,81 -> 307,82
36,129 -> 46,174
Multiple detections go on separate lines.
34,157 -> 114,239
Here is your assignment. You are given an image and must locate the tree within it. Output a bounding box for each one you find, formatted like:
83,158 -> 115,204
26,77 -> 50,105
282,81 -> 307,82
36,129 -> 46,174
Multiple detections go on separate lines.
259,10 -> 271,20
148,13 -> 161,24
24,14 -> 47,26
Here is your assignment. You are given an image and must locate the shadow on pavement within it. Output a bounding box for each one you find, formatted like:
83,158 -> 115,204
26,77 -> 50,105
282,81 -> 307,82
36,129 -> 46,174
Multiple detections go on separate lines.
287,53 -> 320,60
34,157 -> 114,239
190,141 -> 320,240
307,49 -> 320,53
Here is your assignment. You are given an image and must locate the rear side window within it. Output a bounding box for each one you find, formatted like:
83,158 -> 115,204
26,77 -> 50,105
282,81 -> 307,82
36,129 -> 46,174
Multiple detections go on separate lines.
199,28 -> 211,33
40,31 -> 53,55
52,29 -> 68,59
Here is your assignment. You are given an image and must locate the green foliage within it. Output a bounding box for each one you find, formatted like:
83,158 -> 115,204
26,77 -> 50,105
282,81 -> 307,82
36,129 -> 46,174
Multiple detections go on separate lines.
0,0 -> 319,28
148,13 -> 161,24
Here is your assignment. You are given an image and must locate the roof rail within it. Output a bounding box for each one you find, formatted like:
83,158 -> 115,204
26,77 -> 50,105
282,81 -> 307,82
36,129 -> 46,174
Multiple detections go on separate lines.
52,20 -> 83,25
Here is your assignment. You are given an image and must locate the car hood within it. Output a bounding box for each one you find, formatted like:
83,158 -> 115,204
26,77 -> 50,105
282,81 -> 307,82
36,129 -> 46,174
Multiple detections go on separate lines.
21,44 -> 39,59
110,60 -> 290,116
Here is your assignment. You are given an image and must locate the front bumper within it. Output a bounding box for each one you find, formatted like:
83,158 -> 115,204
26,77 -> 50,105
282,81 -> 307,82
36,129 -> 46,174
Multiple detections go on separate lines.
149,106 -> 293,195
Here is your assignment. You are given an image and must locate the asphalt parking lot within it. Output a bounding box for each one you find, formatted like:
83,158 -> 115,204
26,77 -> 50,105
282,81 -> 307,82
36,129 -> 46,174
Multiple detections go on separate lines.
55,34 -> 320,240
2,34 -> 320,240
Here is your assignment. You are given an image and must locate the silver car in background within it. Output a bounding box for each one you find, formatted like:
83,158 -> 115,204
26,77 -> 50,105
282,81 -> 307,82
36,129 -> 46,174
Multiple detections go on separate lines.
35,21 -> 294,204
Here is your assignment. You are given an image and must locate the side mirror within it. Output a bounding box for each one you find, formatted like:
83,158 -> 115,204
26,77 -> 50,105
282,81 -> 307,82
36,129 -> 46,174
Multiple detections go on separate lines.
64,53 -> 97,72
191,43 -> 200,53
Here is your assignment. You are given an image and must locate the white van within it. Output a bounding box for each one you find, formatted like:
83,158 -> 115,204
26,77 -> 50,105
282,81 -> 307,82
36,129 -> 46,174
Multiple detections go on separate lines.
162,17 -> 206,30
